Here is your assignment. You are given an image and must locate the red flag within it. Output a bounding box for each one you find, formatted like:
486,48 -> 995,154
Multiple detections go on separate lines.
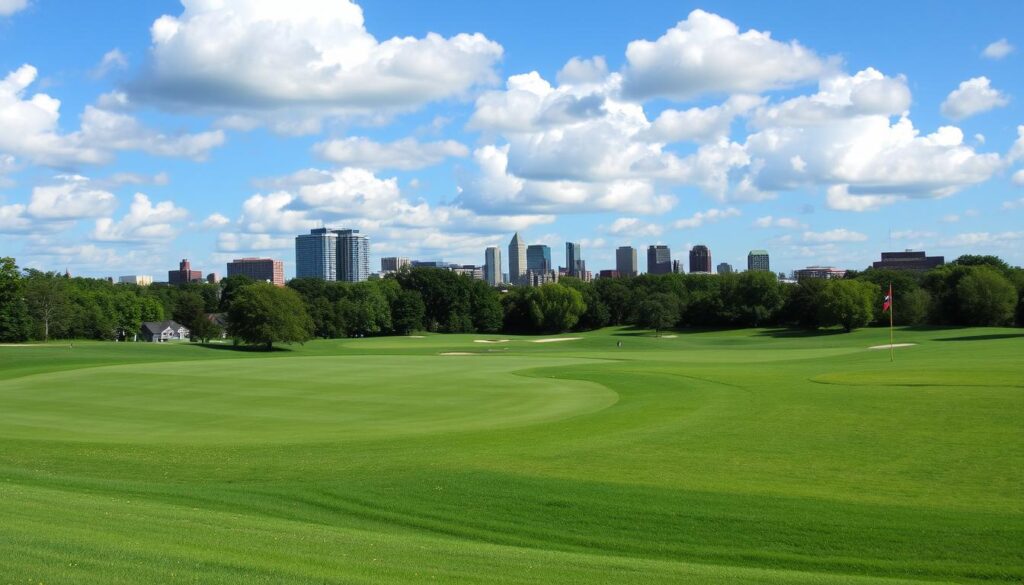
883,284 -> 892,312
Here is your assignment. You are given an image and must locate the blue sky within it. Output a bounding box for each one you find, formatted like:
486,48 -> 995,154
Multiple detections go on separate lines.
1,0 -> 1022,279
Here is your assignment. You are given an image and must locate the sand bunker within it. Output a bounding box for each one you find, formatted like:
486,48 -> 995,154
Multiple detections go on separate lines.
532,337 -> 583,344
474,339 -> 510,344
868,343 -> 917,350
407,335 -> 426,339
440,352 -> 478,356
658,335 -> 678,339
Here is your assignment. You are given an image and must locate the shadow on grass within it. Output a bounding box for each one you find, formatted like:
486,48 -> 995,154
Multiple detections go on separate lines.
193,343 -> 294,353
754,328 -> 848,339
934,333 -> 1024,342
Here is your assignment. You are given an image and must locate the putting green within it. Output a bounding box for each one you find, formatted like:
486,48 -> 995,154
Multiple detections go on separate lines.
0,356 -> 616,443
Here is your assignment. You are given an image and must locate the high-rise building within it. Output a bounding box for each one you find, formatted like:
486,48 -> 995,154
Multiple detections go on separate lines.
689,245 -> 712,273
717,262 -> 733,275
118,275 -> 153,286
747,250 -> 770,272
337,229 -> 370,282
381,257 -> 410,273
616,246 -> 638,277
647,245 -> 672,275
206,272 -> 221,284
872,250 -> 944,271
168,259 -> 202,285
484,246 -> 503,286
672,259 -> 683,274
227,257 -> 285,286
508,232 -> 526,286
295,228 -> 338,281
565,242 -> 585,277
527,244 -> 552,272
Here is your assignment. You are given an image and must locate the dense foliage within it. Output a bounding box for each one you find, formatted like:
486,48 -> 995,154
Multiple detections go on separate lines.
0,255 -> 1021,344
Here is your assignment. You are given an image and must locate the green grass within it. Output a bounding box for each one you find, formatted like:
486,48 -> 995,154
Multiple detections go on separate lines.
0,327 -> 1021,584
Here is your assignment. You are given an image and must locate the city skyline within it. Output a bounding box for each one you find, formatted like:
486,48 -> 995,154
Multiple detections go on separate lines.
0,1 -> 1022,279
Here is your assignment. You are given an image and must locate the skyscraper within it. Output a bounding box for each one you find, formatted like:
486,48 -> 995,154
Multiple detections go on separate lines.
484,246 -> 503,286
717,262 -> 734,275
565,242 -> 584,277
747,250 -> 770,272
295,228 -> 338,281
508,232 -> 526,285
227,257 -> 285,286
337,229 -> 370,282
526,244 -> 552,271
689,245 -> 712,273
647,245 -> 671,275
616,246 -> 638,277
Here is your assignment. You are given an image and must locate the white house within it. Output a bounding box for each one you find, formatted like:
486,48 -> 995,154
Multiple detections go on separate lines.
140,321 -> 190,342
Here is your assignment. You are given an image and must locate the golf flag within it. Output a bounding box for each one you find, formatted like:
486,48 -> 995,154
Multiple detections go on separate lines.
883,285 -> 892,312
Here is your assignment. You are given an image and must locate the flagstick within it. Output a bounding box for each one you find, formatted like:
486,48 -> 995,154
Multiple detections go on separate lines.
889,283 -> 894,363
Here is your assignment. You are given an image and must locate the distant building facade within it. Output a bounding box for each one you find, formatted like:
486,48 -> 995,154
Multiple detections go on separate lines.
872,250 -> 945,271
689,245 -> 712,273
168,259 -> 202,285
599,269 -> 620,279
140,320 -> 189,342
525,269 -> 559,287
206,273 -> 221,284
672,259 -> 683,274
118,275 -> 153,286
337,229 -> 370,282
508,232 -> 526,286
616,246 -> 638,277
794,266 -> 847,280
565,242 -> 585,277
717,262 -> 733,275
227,258 -> 285,286
748,250 -> 770,272
452,265 -> 485,280
484,246 -> 503,286
647,245 -> 672,275
381,257 -> 410,273
295,228 -> 339,281
527,245 -> 552,272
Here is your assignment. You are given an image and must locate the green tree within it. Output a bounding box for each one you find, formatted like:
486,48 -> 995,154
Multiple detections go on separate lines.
956,266 -> 1016,326
219,275 -> 256,312
780,278 -> 828,329
391,289 -> 426,335
734,271 -> 783,327
23,270 -> 69,341
637,292 -> 681,333
537,283 -> 586,332
0,257 -> 30,342
173,292 -> 208,340
818,279 -> 876,332
227,283 -> 314,350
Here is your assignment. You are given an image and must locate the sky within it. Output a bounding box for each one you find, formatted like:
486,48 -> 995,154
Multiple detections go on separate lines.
1,0 -> 1022,280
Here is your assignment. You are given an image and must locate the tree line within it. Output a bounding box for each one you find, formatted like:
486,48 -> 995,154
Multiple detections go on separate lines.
1,254 -> 1021,348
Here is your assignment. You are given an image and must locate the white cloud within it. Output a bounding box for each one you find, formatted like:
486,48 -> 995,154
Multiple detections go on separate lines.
802,228 -> 868,243
644,95 -> 763,143
754,215 -> 806,229
0,0 -> 27,17
943,231 -> 1024,247
891,230 -> 937,240
131,0 -> 503,126
78,106 -> 225,161
673,207 -> 740,229
313,137 -> 468,170
940,77 -> 1009,120
824,185 -> 901,212
0,203 -> 30,233
217,232 -> 293,253
751,68 -> 911,127
90,49 -> 128,79
607,217 -> 663,237
621,9 -> 827,100
982,39 -> 1014,60
1009,126 -> 1024,164
1012,171 -> 1024,187
27,175 -> 117,220
200,213 -> 231,229
92,193 -> 189,242
556,56 -> 609,85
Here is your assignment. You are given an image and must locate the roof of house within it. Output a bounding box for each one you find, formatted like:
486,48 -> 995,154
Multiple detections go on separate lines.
140,320 -> 188,335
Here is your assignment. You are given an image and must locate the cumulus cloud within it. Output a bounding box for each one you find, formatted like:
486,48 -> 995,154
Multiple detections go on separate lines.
607,217 -> 663,237
673,207 -> 740,229
89,49 -> 128,79
0,0 -> 28,16
0,203 -> 31,233
943,231 -> 1024,247
26,175 -> 117,220
982,39 -> 1014,60
802,228 -> 868,243
0,64 -> 225,166
940,77 -> 1009,120
313,137 -> 468,170
621,9 -> 828,100
556,56 -> 609,85
1013,170 -> 1024,187
200,213 -> 231,229
130,0 -> 503,127
754,215 -> 806,229
644,95 -> 763,143
92,193 -> 189,242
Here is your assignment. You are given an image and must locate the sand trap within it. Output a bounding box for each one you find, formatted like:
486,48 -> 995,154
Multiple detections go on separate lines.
407,335 -> 426,339
658,335 -> 678,339
474,339 -> 510,344
440,352 -> 478,356
868,343 -> 917,350
532,337 -> 583,344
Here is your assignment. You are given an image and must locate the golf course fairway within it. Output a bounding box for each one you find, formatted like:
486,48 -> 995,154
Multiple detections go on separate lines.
0,327 -> 1021,584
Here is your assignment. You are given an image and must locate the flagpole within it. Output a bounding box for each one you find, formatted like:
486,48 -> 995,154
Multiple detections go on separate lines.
889,283 -> 894,363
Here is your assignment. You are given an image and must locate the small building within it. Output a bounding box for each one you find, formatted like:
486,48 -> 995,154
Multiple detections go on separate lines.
140,320 -> 190,342
598,269 -> 621,279
872,250 -> 944,271
794,266 -> 847,280
118,275 -> 153,286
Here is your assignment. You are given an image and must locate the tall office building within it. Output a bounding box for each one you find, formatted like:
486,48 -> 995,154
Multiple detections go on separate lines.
527,244 -> 552,271
484,246 -> 503,286
647,245 -> 672,275
168,259 -> 202,285
508,232 -> 526,285
565,242 -> 584,277
672,260 -> 683,274
381,257 -> 410,273
227,257 -> 285,286
872,250 -> 944,271
616,246 -> 638,277
689,245 -> 712,273
717,262 -> 733,275
747,250 -> 770,272
295,228 -> 338,281
337,229 -> 370,282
